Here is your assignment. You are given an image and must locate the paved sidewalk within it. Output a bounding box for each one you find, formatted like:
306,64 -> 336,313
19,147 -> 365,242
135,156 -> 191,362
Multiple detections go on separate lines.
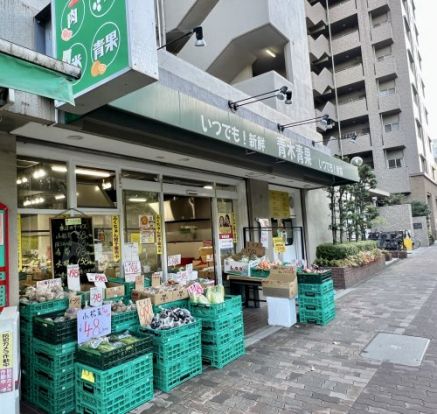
139,246 -> 437,414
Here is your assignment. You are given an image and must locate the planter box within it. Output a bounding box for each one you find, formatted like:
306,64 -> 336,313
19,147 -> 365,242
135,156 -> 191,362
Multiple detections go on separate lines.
383,252 -> 392,261
391,250 -> 408,259
329,256 -> 385,289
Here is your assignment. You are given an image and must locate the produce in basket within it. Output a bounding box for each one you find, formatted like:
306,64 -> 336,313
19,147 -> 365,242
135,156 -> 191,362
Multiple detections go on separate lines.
149,308 -> 194,330
256,259 -> 271,270
19,285 -> 67,304
80,332 -> 141,353
111,300 -> 136,313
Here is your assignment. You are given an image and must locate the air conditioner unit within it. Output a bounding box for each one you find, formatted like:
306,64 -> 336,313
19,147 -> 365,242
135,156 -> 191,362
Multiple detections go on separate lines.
0,88 -> 15,111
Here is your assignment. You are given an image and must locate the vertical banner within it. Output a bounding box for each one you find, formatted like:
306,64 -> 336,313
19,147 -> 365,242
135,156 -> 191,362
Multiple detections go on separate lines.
17,214 -> 22,271
155,214 -> 162,255
111,215 -> 120,262
231,213 -> 238,245
218,211 -> 234,249
0,330 -> 13,393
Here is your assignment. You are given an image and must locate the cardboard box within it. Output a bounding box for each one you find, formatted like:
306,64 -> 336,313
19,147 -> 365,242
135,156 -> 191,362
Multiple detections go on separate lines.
132,288 -> 174,305
224,258 -> 261,276
262,266 -> 297,298
105,283 -> 125,299
172,287 -> 189,301
199,246 -> 214,263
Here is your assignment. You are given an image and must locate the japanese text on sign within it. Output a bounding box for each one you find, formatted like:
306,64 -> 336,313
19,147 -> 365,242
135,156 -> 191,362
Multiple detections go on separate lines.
0,331 -> 13,393
77,304 -> 111,344
67,264 -> 80,291
90,287 -> 103,307
168,254 -> 181,267
36,278 -> 63,290
112,215 -> 121,262
124,260 -> 141,282
136,298 -> 153,327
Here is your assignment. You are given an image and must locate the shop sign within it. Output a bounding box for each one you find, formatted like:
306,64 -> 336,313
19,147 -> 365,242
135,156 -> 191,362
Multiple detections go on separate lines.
218,212 -> 234,249
111,84 -> 359,183
53,0 -> 158,114
155,214 -> 162,255
269,191 -> 290,218
273,237 -> 286,253
77,304 -> 111,344
0,331 -> 13,393
111,216 -> 120,262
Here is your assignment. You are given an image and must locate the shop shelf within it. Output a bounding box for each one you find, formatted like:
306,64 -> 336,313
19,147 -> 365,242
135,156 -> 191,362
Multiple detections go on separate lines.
154,350 -> 202,392
299,304 -> 336,326
201,321 -> 244,346
76,379 -> 153,414
19,298 -> 69,319
76,334 -> 152,370
33,338 -> 77,374
202,336 -> 245,369
111,309 -> 139,333
34,384 -> 75,414
297,270 -> 332,284
139,320 -> 201,345
75,353 -> 153,398
188,295 -> 242,320
33,312 -> 77,344
35,366 -> 75,392
298,279 -> 334,296
298,291 -> 335,308
152,298 -> 189,313
200,312 -> 243,332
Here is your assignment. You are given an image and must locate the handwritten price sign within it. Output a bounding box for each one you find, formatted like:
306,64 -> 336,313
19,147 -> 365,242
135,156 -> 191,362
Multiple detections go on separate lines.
168,254 -> 181,267
69,295 -> 81,308
77,304 -> 111,344
90,287 -> 104,307
36,278 -> 62,290
136,298 -> 153,327
87,273 -> 107,288
124,260 -> 141,282
67,264 -> 80,291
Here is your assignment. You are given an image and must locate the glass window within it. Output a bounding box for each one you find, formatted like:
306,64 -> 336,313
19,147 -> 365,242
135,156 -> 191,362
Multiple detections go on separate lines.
124,190 -> 161,273
386,148 -> 404,169
217,198 -> 237,260
17,157 -> 68,209
76,166 -> 117,209
121,170 -> 159,182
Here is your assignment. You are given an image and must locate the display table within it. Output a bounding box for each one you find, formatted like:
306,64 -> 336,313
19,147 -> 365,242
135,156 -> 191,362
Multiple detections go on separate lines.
225,274 -> 266,308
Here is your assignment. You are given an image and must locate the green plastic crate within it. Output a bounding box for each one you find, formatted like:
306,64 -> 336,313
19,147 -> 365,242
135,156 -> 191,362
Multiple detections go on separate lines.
33,338 -> 77,374
154,350 -> 202,392
139,320 -> 201,345
188,295 -> 242,320
297,270 -> 332,284
76,378 -> 153,414
111,309 -> 139,333
21,372 -> 36,404
298,279 -> 334,296
249,268 -> 270,278
201,321 -> 244,346
298,291 -> 335,308
152,299 -> 189,313
75,353 -> 153,398
202,337 -> 245,369
33,312 -> 77,344
200,312 -> 243,332
34,383 -> 75,414
20,316 -> 33,335
19,298 -> 68,319
35,366 -> 75,392
299,304 -> 336,326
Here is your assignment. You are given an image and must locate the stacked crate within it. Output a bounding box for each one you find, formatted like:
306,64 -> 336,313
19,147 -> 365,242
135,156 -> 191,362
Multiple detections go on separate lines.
189,296 -> 245,368
19,298 -> 69,405
140,320 -> 202,392
298,272 -> 335,326
75,353 -> 153,414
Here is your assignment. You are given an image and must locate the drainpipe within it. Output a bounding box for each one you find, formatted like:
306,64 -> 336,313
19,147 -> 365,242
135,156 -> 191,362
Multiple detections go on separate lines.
155,0 -> 166,48
325,0 -> 343,158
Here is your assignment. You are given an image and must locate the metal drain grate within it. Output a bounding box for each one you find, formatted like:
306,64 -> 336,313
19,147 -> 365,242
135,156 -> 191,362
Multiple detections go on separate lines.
361,333 -> 430,367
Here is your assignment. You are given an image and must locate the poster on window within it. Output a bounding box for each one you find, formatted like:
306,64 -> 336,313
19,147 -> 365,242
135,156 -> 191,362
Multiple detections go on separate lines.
0,212 -> 4,246
139,215 -> 155,231
218,212 -> 233,249
258,218 -> 270,248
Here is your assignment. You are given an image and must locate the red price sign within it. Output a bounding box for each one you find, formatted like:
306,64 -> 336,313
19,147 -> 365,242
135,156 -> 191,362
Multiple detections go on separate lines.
90,287 -> 103,307
67,264 -> 80,291
77,304 -> 111,344
136,298 -> 153,327
124,260 -> 141,282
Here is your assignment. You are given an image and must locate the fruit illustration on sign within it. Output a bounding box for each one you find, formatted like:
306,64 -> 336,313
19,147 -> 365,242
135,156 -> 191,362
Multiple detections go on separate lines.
69,0 -> 80,7
91,60 -> 107,77
61,28 -> 73,41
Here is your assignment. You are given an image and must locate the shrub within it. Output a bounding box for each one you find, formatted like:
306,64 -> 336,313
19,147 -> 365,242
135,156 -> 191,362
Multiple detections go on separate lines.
314,249 -> 382,268
316,240 -> 378,261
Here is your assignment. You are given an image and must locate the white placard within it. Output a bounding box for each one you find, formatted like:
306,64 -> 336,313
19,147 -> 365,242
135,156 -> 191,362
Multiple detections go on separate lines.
77,304 -> 111,344
186,263 -> 193,275
123,242 -> 139,262
90,287 -> 104,307
168,254 -> 181,267
67,264 -> 81,291
36,278 -> 63,290
124,260 -> 142,282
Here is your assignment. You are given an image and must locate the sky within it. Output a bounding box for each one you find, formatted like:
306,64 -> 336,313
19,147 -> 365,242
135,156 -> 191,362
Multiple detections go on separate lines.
415,0 -> 437,140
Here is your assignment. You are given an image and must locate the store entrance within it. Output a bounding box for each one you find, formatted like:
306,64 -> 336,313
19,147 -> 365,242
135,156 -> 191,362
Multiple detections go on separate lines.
164,194 -> 215,280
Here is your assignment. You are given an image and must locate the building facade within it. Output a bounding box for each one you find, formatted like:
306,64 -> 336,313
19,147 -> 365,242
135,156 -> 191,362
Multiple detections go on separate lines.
306,0 -> 437,235
0,0 -> 359,307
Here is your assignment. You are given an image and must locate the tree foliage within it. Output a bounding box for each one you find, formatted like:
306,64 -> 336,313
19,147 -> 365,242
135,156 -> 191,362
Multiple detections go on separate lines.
411,200 -> 431,217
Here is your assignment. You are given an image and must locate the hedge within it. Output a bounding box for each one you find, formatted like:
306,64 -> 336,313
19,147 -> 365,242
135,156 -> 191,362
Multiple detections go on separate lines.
316,241 -> 378,261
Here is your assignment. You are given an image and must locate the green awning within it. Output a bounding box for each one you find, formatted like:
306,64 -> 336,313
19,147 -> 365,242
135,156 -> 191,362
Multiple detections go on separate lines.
0,52 -> 74,104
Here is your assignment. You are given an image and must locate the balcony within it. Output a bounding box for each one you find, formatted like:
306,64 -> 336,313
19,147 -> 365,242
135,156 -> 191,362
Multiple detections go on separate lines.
367,0 -> 389,12
335,63 -> 364,88
308,34 -> 330,62
306,1 -> 327,28
383,128 -> 404,148
338,97 -> 368,121
374,56 -> 397,80
312,67 -> 334,96
378,93 -> 401,113
329,0 -> 357,24
371,22 -> 393,45
332,30 -> 360,55
327,132 -> 371,155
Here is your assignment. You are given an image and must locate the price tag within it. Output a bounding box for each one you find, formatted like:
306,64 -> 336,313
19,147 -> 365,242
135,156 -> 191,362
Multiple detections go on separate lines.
69,295 -> 81,309
124,260 -> 141,282
186,263 -> 193,275
36,278 -> 62,290
90,287 -> 104,307
81,369 -> 95,383
167,254 -> 181,267
77,304 -> 111,344
94,273 -> 107,288
151,272 -> 161,288
187,282 -> 203,296
67,264 -> 80,291
136,298 -> 153,327
135,275 -> 144,291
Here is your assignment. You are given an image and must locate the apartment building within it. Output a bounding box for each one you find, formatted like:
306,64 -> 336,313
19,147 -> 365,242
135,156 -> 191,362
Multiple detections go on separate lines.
306,0 -> 437,235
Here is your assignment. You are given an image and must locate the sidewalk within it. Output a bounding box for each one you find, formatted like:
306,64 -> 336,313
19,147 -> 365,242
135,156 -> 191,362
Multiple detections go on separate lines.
140,246 -> 437,414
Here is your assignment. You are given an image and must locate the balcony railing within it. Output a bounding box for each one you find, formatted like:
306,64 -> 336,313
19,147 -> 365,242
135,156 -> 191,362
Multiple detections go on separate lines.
371,22 -> 393,44
329,0 -> 357,24
332,30 -> 360,55
335,63 -> 364,88
338,97 -> 368,120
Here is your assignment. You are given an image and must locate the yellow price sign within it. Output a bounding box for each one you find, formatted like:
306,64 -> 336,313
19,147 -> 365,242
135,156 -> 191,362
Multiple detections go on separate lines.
81,369 -> 95,383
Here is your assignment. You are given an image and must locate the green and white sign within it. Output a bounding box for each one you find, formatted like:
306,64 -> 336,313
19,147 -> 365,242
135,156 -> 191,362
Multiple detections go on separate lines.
53,0 -> 159,114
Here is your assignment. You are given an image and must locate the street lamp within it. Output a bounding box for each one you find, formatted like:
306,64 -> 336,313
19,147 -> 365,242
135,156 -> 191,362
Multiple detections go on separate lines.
157,27 -> 205,50
228,87 -> 292,112
277,114 -> 335,132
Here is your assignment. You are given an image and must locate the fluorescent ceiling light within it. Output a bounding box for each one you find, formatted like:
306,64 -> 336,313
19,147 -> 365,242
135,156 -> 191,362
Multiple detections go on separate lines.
55,194 -> 66,200
51,165 -> 67,173
75,168 -> 111,178
265,49 -> 276,58
102,181 -> 112,190
203,185 -> 213,190
33,169 -> 46,179
128,198 -> 147,202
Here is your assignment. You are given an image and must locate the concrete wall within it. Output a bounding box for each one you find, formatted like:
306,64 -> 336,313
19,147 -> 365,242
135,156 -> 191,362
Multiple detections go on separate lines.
412,216 -> 429,248
373,204 -> 413,233
0,134 -> 18,305
303,188 -> 332,264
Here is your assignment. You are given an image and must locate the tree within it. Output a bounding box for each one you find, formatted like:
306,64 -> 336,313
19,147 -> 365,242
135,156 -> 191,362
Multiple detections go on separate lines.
411,200 -> 431,217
